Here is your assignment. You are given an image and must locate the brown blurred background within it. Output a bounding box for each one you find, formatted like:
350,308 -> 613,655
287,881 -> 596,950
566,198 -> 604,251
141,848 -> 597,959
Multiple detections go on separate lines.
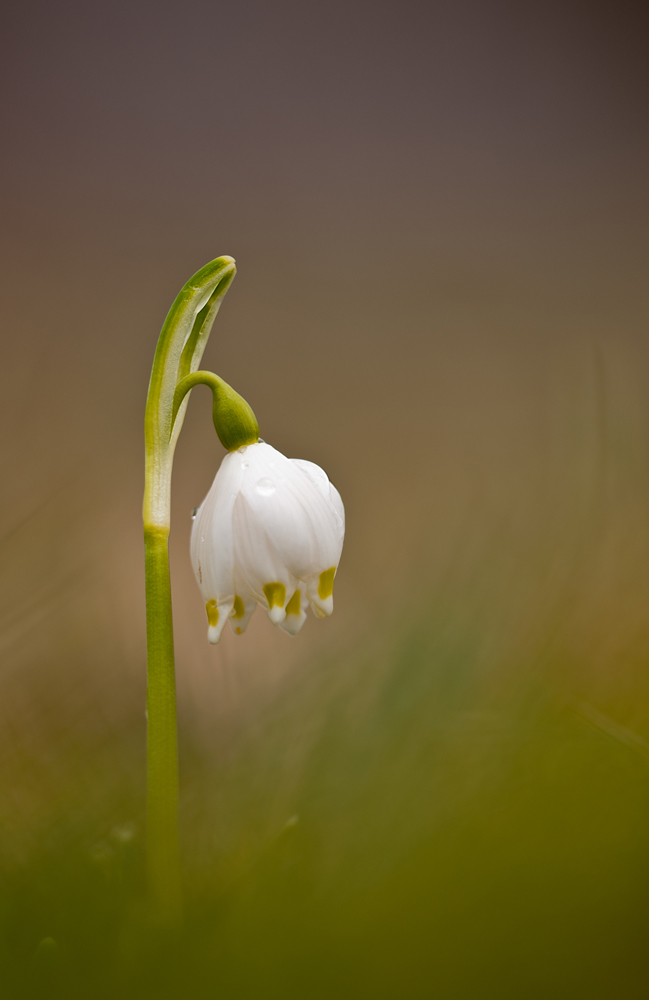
1,0 -> 649,957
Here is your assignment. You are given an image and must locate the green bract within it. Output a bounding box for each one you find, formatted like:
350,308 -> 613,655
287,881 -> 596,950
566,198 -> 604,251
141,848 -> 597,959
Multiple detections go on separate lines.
144,255 -> 238,530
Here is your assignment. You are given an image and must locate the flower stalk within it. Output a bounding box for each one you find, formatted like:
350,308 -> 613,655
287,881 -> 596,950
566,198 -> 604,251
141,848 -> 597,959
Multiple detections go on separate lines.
142,253 -> 344,924
143,255 -> 237,924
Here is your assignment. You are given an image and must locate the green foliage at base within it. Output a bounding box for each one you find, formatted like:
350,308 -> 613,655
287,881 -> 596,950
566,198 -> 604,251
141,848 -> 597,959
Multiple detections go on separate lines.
2,596 -> 648,999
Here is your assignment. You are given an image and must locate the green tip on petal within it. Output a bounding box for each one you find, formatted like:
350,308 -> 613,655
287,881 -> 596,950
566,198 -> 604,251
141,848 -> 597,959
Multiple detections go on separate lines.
318,567 -> 336,600
285,589 -> 302,616
263,582 -> 286,609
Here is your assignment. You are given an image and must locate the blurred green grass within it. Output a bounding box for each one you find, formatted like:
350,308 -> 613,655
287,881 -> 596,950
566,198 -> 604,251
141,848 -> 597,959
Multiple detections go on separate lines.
2,566 -> 648,999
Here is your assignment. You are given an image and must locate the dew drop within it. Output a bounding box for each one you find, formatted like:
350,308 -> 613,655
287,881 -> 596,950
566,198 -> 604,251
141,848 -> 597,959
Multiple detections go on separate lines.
256,477 -> 276,497
191,507 -> 198,520
241,461 -> 249,469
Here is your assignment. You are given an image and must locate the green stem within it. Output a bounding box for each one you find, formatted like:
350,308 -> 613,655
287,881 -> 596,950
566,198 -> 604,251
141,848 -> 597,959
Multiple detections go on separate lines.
144,525 -> 181,925
142,255 -> 237,925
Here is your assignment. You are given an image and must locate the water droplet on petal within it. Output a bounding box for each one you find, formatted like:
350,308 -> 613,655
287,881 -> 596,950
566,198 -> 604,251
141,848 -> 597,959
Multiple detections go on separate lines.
256,477 -> 276,496
241,461 -> 249,469
191,507 -> 198,519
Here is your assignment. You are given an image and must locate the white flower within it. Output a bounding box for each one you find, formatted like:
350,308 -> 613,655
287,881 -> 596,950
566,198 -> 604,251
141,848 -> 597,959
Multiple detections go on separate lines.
190,441 -> 345,643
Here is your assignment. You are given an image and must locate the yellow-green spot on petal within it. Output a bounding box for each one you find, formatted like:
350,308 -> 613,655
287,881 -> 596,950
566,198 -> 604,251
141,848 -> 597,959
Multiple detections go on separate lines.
285,589 -> 302,616
263,582 -> 286,609
318,567 -> 336,600
206,599 -> 219,626
232,595 -> 245,619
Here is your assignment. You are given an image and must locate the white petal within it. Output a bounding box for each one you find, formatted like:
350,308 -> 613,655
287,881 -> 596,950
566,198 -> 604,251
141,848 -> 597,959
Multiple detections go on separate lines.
280,583 -> 308,636
190,450 -> 245,605
290,459 -> 344,534
229,594 -> 257,635
232,466 -> 297,625
290,458 -> 330,498
207,598 -> 233,644
328,482 -> 345,532
306,570 -> 335,618
191,449 -> 248,642
236,444 -> 344,583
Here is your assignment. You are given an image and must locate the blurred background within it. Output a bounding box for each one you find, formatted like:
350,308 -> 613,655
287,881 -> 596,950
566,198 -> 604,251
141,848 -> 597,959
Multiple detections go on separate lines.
1,0 -> 649,996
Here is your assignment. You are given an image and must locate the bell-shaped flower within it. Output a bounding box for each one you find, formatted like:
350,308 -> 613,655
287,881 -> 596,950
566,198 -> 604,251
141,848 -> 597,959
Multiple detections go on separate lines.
191,441 -> 345,643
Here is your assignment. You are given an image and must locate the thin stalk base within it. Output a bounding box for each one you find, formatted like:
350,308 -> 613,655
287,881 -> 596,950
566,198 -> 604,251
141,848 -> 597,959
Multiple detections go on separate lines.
144,526 -> 182,926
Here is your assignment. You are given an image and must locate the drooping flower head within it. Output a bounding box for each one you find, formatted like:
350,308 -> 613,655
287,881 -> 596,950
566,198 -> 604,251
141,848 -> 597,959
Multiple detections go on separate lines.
191,441 -> 344,643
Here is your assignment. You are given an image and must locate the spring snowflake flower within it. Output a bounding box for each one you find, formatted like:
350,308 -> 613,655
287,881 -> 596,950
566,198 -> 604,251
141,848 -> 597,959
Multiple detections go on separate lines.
191,441 -> 345,643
